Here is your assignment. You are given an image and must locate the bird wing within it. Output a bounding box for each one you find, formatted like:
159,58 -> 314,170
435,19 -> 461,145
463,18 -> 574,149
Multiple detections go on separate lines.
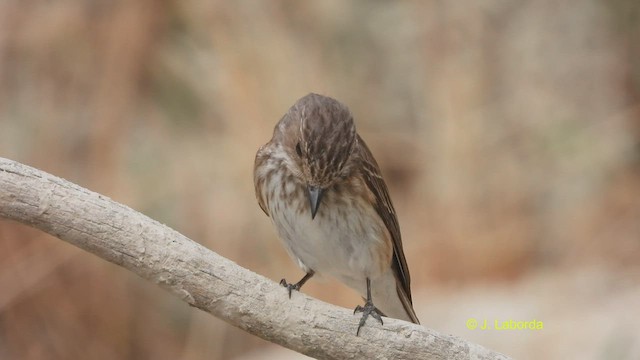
254,145 -> 271,217
356,135 -> 419,324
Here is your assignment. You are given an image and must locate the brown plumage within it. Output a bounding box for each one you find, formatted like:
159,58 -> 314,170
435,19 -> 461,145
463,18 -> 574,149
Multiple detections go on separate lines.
254,93 -> 419,334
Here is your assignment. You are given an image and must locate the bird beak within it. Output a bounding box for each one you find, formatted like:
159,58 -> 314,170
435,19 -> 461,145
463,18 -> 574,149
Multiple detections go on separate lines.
307,186 -> 325,220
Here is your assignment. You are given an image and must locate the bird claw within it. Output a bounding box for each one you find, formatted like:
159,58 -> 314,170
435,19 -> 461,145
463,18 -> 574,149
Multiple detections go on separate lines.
279,278 -> 300,299
354,301 -> 384,336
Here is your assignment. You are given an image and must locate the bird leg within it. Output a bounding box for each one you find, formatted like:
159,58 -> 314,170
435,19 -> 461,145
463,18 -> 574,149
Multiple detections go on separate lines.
280,270 -> 314,298
353,278 -> 384,336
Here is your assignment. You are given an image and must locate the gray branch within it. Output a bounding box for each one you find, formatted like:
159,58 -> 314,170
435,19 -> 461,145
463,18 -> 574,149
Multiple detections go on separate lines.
0,157 -> 510,360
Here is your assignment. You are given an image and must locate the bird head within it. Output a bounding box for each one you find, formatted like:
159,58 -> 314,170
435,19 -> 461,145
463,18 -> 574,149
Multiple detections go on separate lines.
276,93 -> 357,218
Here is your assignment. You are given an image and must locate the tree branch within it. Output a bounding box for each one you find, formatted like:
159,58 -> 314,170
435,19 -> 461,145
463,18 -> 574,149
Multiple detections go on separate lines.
0,157 -> 510,360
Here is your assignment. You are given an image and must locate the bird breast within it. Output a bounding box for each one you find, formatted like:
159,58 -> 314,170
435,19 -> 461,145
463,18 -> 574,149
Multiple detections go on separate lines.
262,165 -> 393,283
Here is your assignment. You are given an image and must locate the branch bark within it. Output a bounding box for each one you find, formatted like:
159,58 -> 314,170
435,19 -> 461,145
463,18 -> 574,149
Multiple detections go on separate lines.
0,157 -> 510,360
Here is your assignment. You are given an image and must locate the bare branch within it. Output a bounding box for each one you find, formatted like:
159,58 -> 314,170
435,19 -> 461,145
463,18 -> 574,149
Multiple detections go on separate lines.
0,157 -> 510,360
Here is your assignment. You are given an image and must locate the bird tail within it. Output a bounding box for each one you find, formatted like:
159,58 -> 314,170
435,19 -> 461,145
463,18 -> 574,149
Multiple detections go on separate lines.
370,271 -> 420,324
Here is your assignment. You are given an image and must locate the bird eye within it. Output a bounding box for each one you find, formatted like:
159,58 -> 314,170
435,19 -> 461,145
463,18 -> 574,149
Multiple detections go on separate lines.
295,143 -> 302,157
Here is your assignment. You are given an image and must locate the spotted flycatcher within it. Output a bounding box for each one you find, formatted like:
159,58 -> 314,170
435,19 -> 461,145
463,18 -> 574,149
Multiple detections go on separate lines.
254,93 -> 419,334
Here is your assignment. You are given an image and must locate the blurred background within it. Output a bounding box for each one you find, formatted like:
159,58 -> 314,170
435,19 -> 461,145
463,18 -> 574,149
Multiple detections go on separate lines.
1,0 -> 639,359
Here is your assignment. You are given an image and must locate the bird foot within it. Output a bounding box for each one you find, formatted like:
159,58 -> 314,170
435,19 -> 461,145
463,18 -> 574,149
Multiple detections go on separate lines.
279,278 -> 301,299
353,301 -> 384,336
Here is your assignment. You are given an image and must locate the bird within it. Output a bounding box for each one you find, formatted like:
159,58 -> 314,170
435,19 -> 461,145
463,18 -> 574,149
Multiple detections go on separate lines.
254,93 -> 419,334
